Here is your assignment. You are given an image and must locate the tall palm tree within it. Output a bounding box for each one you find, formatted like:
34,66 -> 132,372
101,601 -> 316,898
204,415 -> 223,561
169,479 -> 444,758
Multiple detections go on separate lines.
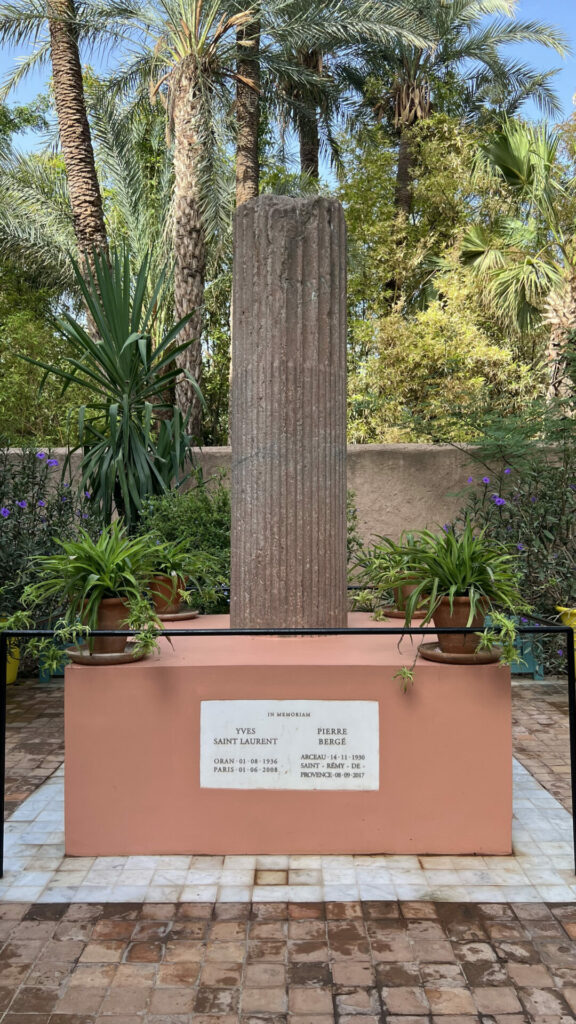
350,0 -> 568,213
0,83 -> 174,295
0,0 -> 108,261
461,119 -> 575,397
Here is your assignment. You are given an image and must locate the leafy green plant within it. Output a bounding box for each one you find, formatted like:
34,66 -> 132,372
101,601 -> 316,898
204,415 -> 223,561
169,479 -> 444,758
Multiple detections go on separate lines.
20,248 -> 203,531
147,538 -> 225,610
387,519 -> 528,628
21,521 -> 158,633
138,471 -> 231,613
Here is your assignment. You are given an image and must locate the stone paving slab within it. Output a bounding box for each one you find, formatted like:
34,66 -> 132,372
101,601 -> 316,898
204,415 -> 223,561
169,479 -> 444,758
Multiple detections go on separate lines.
2,899 -> 576,1023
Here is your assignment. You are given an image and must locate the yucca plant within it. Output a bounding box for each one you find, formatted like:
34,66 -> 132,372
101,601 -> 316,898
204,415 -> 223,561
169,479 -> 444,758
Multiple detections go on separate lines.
21,247 -> 203,530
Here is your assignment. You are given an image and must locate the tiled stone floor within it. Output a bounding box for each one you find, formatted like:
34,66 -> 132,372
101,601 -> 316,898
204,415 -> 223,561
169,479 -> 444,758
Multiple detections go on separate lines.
2,898 -> 576,1022
2,760 -> 576,904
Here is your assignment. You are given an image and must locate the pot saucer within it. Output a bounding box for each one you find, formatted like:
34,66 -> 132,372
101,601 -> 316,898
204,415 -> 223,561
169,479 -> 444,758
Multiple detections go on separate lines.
381,606 -> 427,620
418,641 -> 501,665
157,608 -> 200,622
66,643 -> 147,666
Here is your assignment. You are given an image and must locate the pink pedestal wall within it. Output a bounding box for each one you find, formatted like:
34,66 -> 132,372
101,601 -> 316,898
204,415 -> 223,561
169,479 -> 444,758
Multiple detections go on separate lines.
64,614 -> 512,857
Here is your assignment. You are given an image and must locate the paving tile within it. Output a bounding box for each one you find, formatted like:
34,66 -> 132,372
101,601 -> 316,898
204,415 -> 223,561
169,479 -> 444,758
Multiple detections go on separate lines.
244,963 -> 286,987
425,987 -> 476,1014
288,987 -> 333,1014
381,986 -> 429,1014
471,986 -> 523,1013
241,988 -> 287,1013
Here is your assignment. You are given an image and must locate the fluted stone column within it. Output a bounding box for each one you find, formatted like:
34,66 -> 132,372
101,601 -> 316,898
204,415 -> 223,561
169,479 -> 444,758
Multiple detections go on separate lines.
230,196 -> 348,628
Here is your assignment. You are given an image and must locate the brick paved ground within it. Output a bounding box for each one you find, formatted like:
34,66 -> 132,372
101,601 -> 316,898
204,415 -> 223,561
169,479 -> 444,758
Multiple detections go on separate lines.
4,682 -> 63,821
3,898 -> 576,1022
3,678 -> 576,1023
512,683 -> 572,814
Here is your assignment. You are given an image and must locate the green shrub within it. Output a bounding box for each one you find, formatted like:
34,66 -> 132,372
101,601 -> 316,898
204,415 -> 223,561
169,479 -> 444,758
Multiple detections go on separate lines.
137,471 -> 231,612
139,477 -> 362,612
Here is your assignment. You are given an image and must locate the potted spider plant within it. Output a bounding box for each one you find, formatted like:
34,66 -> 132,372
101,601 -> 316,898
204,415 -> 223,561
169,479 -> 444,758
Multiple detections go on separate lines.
147,540 -> 221,618
22,521 -> 161,661
354,532 -> 433,619
386,519 -> 529,663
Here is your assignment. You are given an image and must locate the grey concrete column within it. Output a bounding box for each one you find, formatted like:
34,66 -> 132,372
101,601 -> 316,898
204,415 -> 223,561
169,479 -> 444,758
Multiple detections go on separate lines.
230,196 -> 348,628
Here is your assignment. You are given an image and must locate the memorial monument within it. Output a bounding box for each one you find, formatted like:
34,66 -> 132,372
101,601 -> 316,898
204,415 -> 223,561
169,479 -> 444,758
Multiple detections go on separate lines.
64,198 -> 513,858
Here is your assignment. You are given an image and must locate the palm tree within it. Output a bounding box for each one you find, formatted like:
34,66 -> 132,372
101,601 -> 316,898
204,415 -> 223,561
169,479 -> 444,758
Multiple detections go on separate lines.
0,83 -> 174,296
461,119 -> 575,397
0,0 -> 108,261
350,0 -> 568,213
257,0 -> 428,184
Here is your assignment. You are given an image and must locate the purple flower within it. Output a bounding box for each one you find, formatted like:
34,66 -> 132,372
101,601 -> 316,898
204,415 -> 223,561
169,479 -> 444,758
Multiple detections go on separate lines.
504,467 -> 511,474
517,543 -> 524,551
84,491 -> 91,499
530,496 -> 537,503
36,451 -> 46,459
467,476 -> 474,483
37,499 -> 46,507
82,513 -> 89,519
442,523 -> 450,532
558,649 -> 564,657
16,500 -> 27,508
61,496 -> 68,502
63,482 -> 69,489
482,476 -> 490,484
0,507 -> 9,518
47,458 -> 58,467
495,497 -> 506,506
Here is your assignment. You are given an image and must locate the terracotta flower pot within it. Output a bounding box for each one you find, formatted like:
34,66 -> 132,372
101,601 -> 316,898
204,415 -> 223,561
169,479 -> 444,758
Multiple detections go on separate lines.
432,596 -> 486,655
394,583 -> 426,610
87,597 -> 131,655
150,574 -> 184,616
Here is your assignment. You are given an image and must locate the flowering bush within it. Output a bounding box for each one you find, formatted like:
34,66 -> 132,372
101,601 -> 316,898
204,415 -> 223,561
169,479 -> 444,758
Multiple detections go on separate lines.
456,402 -> 576,673
0,443 -> 100,620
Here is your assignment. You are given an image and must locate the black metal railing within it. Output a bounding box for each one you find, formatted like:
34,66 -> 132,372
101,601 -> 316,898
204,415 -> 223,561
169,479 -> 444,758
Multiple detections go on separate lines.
1,619 -> 575,881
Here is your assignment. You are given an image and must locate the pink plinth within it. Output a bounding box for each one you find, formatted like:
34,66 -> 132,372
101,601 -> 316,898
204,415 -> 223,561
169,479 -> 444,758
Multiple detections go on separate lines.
64,614 -> 512,856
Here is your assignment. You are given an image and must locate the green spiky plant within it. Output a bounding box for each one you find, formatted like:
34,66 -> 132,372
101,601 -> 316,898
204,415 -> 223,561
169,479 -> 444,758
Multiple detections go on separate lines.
20,247 -> 203,531
386,519 -> 528,628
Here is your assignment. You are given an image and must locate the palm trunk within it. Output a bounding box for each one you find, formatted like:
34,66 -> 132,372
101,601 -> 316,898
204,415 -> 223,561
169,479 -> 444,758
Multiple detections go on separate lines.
172,61 -> 206,436
545,273 -> 576,399
236,19 -> 260,206
298,110 -> 320,179
48,0 -> 107,259
394,130 -> 413,214
296,50 -> 321,180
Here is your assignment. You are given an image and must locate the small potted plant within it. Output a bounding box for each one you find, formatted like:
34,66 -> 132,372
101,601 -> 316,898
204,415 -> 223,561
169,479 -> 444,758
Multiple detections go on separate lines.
147,540 -> 221,619
384,519 -> 529,664
22,521 -> 161,663
353,533 -> 432,619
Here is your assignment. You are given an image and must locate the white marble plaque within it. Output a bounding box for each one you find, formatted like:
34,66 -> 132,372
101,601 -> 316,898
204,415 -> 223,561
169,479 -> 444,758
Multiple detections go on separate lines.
200,700 -> 379,790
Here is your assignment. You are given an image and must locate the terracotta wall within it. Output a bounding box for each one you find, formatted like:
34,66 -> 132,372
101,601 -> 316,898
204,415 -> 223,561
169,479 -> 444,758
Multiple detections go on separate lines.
187,444 -> 476,544
12,444 -> 476,544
